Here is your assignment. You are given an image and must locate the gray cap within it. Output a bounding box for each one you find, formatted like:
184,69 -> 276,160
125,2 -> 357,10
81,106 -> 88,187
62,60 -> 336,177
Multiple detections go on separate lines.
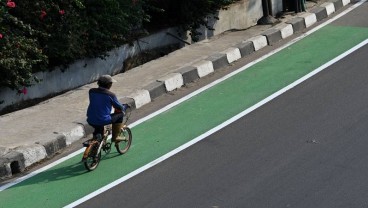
98,75 -> 117,84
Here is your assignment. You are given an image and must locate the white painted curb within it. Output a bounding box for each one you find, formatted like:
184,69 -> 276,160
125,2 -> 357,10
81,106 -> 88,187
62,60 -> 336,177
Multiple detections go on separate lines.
321,2 -> 336,16
222,47 -> 241,63
64,125 -> 85,145
276,23 -> 294,39
248,36 -> 268,51
301,12 -> 317,28
342,0 -> 350,6
193,60 -> 214,78
14,145 -> 47,167
158,73 -> 184,92
128,89 -> 151,109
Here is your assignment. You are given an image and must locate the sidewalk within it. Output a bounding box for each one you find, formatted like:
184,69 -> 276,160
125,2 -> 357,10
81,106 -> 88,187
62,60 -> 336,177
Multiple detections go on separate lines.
0,0 -> 350,179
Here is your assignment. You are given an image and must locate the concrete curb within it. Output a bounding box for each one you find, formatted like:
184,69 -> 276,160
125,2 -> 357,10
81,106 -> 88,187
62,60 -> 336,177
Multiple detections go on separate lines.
331,0 -> 344,10
248,35 -> 268,51
222,47 -> 242,63
342,0 -> 350,6
143,81 -> 167,101
322,2 -> 336,16
0,151 -> 25,179
0,0 -> 352,179
300,12 -> 318,28
158,73 -> 184,92
262,28 -> 283,45
311,6 -> 329,22
40,135 -> 67,157
193,60 -> 215,78
206,53 -> 229,70
286,17 -> 306,32
275,23 -> 294,39
177,66 -> 200,84
235,41 -> 255,57
128,90 -> 151,109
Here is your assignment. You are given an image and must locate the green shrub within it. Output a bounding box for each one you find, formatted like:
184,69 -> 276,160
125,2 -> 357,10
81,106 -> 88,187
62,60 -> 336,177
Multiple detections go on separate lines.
9,0 -> 148,68
0,0 -> 148,91
0,0 -> 239,92
0,1 -> 47,90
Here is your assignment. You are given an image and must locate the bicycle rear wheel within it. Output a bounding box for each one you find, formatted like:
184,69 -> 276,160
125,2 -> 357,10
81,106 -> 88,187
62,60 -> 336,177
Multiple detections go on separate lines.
115,127 -> 132,154
83,141 -> 101,171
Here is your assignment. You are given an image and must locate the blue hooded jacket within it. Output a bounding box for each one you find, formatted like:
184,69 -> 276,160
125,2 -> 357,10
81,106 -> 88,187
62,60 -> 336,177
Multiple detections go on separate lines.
86,87 -> 123,126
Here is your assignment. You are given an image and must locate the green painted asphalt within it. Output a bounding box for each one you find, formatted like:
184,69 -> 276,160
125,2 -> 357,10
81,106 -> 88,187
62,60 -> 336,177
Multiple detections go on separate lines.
1,25 -> 367,208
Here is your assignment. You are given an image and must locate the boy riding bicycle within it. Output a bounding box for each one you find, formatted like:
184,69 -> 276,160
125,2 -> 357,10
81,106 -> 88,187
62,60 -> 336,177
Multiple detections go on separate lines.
86,75 -> 128,146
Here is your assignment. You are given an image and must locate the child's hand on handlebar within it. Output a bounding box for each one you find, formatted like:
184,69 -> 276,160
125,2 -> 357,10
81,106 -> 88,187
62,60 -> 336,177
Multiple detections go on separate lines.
122,104 -> 130,112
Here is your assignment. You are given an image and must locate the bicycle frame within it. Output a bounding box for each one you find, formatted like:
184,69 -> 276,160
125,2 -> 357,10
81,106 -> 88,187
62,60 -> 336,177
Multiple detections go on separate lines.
82,105 -> 133,171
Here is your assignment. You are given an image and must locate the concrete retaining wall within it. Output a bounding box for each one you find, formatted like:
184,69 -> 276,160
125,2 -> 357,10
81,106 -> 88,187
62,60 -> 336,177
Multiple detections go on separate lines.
192,0 -> 263,41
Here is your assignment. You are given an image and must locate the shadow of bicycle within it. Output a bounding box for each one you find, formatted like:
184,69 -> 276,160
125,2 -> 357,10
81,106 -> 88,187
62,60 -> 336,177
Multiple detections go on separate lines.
3,151 -> 123,190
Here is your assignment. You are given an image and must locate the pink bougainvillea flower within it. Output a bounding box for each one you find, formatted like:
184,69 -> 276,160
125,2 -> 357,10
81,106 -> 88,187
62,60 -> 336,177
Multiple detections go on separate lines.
40,10 -> 47,20
18,87 -> 28,95
59,10 -> 65,15
0,34 -> 3,39
6,0 -> 16,8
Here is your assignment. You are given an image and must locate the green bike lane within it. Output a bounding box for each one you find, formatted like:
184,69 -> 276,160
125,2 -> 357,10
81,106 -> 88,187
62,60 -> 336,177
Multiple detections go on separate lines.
1,25 -> 367,208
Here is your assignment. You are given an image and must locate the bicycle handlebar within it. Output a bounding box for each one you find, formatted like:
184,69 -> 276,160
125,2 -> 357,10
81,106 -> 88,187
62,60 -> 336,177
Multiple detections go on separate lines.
113,103 -> 132,124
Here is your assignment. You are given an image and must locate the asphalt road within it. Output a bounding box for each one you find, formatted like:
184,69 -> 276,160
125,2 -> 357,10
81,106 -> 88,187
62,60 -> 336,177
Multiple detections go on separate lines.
77,2 -> 368,208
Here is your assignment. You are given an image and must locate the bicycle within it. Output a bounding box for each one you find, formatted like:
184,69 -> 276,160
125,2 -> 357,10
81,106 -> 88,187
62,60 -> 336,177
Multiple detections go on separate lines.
82,105 -> 133,171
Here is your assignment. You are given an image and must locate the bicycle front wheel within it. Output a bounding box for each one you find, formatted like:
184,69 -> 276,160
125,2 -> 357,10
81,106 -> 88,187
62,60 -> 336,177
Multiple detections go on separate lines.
116,127 -> 132,154
83,141 -> 101,171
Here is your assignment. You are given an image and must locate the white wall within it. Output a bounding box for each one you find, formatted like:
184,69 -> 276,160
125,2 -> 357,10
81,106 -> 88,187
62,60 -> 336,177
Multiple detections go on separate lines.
187,0 -> 263,42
